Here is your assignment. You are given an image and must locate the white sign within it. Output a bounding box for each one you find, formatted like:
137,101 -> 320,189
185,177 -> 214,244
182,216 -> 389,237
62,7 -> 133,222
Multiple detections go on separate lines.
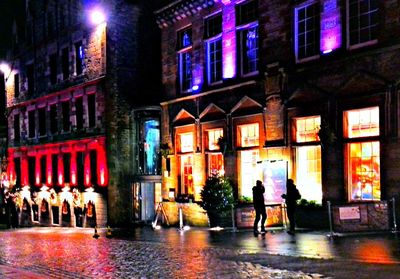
339,206 -> 360,220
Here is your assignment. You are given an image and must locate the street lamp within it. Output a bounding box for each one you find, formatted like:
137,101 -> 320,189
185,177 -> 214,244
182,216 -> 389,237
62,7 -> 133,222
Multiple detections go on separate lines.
89,8 -> 106,26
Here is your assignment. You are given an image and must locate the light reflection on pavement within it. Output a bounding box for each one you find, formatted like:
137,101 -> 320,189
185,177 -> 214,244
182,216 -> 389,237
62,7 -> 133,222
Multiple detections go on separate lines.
0,227 -> 399,278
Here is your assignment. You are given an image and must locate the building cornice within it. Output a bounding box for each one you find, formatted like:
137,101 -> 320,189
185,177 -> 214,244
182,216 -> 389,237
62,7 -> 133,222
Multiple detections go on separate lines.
160,80 -> 257,106
155,0 -> 216,28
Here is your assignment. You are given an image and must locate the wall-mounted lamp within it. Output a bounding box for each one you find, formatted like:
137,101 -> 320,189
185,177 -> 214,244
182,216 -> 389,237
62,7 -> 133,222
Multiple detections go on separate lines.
89,9 -> 106,25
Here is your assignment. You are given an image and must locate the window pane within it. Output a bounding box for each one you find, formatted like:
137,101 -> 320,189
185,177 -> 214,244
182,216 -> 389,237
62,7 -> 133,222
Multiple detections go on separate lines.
348,0 -> 378,46
347,141 -> 380,201
344,107 -> 379,138
240,150 -> 259,198
207,128 -> 223,151
294,116 -> 320,142
181,155 -> 193,195
296,2 -> 320,60
297,145 -> 322,203
208,153 -> 224,177
180,51 -> 192,92
180,133 -> 193,153
238,123 -> 259,147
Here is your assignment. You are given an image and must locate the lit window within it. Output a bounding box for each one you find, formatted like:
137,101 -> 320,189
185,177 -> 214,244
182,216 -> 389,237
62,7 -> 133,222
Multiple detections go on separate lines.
344,106 -> 379,138
296,146 -> 322,202
180,133 -> 193,153
177,28 -> 192,93
240,150 -> 259,198
75,41 -> 84,76
238,123 -> 259,147
295,2 -> 320,62
208,154 -> 224,177
181,155 -> 193,195
347,0 -> 378,48
294,116 -> 321,142
205,14 -> 222,84
237,0 -> 258,75
344,107 -> 380,201
207,128 -> 223,151
347,141 -> 380,201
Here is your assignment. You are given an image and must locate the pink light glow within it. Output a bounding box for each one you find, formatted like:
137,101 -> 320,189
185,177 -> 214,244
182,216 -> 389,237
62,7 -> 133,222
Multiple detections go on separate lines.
320,1 -> 341,53
84,152 -> 91,187
35,156 -> 40,186
222,4 -> 236,79
58,154 -> 64,186
46,154 -> 52,186
70,152 -> 77,186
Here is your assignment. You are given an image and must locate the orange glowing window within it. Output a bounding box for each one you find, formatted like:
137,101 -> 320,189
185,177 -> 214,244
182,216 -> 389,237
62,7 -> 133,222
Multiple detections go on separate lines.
207,153 -> 224,177
347,141 -> 380,201
294,116 -> 320,142
181,155 -> 193,195
180,133 -> 193,153
344,107 -> 379,138
238,123 -> 259,147
207,128 -> 223,151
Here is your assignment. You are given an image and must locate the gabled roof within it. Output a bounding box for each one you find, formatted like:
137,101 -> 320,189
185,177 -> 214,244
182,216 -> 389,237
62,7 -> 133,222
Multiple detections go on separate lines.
231,96 -> 262,116
199,103 -> 225,120
173,108 -> 196,123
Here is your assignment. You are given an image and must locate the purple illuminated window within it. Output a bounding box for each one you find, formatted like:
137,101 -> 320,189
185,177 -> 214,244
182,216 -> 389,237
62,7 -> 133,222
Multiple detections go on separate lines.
237,0 -> 258,75
207,39 -> 222,84
205,14 -> 222,84
348,0 -> 378,47
177,28 -> 193,93
295,2 -> 320,61
179,51 -> 192,93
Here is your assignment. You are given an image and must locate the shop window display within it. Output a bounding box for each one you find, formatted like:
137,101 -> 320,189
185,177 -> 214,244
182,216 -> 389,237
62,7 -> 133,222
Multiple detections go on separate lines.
344,107 -> 380,201
293,115 -> 322,203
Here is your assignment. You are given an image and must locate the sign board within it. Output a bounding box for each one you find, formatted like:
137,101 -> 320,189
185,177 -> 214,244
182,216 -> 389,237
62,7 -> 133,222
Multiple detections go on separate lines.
339,206 -> 360,220
261,160 -> 287,203
236,204 -> 283,228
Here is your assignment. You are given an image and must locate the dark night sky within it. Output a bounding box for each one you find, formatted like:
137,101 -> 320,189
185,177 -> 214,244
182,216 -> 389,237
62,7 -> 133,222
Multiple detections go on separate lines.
0,0 -> 15,59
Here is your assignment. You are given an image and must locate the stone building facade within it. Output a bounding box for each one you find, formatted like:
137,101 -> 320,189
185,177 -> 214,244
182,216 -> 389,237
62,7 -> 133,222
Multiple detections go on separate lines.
3,0 -> 161,227
156,0 -> 400,227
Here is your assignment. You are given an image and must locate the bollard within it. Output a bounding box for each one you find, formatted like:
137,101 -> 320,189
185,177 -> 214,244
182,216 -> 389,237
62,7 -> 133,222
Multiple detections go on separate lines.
231,204 -> 238,232
392,197 -> 398,233
327,201 -> 335,239
178,206 -> 183,231
93,226 -> 100,239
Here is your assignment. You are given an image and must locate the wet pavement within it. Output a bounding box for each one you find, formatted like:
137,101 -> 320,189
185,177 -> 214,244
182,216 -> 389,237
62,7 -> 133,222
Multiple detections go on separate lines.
0,226 -> 399,278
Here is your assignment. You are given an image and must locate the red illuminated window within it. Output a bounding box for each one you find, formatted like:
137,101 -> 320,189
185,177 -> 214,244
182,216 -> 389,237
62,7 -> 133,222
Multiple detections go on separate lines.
181,155 -> 193,195
207,153 -> 224,177
344,107 -> 380,201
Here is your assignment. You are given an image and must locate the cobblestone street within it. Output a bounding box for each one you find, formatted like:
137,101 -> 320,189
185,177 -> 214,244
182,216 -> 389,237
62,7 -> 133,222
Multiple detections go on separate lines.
0,227 -> 399,278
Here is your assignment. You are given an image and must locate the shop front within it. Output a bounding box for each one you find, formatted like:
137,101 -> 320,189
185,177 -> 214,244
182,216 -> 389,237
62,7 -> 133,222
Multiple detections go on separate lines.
6,137 -> 108,228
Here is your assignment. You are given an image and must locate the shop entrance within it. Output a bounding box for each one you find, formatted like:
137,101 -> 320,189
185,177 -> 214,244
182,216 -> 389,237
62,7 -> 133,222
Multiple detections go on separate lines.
132,182 -> 162,223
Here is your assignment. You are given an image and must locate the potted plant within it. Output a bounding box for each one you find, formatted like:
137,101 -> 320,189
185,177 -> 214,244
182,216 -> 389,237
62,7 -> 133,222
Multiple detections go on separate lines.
200,175 -> 235,227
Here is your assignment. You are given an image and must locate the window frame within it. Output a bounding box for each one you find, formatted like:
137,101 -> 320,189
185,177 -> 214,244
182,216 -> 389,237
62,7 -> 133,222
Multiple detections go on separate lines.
177,27 -> 193,94
346,0 -> 379,50
343,106 -> 381,202
294,1 -> 320,63
205,13 -> 223,85
236,0 -> 259,76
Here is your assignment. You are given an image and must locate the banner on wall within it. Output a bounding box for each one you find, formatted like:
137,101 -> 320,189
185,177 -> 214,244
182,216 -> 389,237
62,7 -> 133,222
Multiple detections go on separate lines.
261,160 -> 287,204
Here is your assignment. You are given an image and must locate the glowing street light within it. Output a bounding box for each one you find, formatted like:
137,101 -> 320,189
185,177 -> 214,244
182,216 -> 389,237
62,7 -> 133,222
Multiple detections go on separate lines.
90,9 -> 106,25
0,63 -> 11,78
